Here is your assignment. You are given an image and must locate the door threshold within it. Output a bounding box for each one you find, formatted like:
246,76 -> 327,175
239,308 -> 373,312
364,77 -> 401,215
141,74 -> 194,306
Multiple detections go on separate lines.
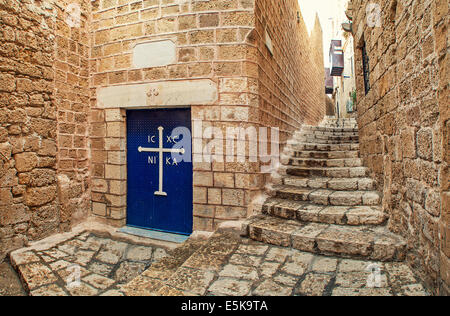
118,226 -> 190,244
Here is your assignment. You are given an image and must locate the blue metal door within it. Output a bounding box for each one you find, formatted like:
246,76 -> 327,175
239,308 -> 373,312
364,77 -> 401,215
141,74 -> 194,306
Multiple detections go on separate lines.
126,109 -> 193,235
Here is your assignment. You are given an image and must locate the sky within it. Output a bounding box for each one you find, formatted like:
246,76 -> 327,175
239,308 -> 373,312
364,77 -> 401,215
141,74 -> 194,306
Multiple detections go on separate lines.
298,0 -> 349,67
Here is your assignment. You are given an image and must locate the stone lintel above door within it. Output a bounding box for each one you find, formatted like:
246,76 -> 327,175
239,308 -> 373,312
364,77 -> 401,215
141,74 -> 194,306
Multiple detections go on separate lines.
96,79 -> 218,109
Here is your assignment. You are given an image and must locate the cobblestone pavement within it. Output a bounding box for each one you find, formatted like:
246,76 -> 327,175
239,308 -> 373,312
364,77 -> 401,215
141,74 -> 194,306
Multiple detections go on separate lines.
9,229 -> 430,296
123,231 -> 430,296
205,240 -> 428,296
0,260 -> 26,296
10,232 -> 168,296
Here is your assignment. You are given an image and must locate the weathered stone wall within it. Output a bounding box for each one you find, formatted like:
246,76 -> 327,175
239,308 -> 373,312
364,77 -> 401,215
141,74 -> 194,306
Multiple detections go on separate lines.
89,0 -> 326,231
54,0 -> 91,232
255,0 -> 325,145
0,0 -> 91,259
0,0 -> 326,257
351,0 -> 448,294
89,0 -> 260,231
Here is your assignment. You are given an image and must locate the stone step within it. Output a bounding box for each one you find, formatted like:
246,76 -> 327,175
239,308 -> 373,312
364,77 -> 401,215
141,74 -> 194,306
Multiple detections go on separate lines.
296,133 -> 359,141
284,166 -> 369,178
298,130 -> 359,137
286,157 -> 363,168
243,215 -> 407,261
289,143 -> 360,152
321,121 -> 357,126
321,119 -> 357,125
283,176 -> 376,191
292,150 -> 360,159
296,135 -> 359,142
323,116 -> 356,120
320,125 -> 358,130
272,185 -> 381,206
293,137 -> 359,145
322,122 -> 357,126
262,198 -> 387,226
304,126 -> 358,133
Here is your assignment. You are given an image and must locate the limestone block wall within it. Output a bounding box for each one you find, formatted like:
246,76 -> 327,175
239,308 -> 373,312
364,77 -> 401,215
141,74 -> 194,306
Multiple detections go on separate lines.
89,0 -> 260,231
89,0 -> 326,231
54,0 -> 91,232
0,0 -> 91,259
255,0 -> 326,145
0,0 -> 326,256
351,0 -> 448,294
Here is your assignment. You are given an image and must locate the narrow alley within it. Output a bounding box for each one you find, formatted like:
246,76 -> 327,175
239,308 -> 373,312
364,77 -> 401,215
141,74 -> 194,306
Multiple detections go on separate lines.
0,0 -> 448,298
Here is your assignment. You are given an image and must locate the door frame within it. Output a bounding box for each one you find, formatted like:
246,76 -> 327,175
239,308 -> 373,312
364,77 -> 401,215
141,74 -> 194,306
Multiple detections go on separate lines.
124,106 -> 193,235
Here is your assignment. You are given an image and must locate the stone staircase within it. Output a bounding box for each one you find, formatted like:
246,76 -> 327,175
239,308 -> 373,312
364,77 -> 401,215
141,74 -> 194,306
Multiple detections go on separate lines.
121,117 -> 411,296
242,117 -> 407,262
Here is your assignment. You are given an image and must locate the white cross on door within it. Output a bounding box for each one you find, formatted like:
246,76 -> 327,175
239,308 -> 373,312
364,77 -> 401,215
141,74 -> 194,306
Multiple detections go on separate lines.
138,126 -> 185,196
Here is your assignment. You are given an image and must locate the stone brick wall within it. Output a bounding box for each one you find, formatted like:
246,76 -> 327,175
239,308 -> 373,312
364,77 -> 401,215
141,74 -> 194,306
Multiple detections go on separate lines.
54,0 -> 91,232
89,0 -> 325,231
89,0 -> 261,231
0,0 -> 91,259
350,0 -> 448,294
255,0 -> 325,145
0,0 -> 325,257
